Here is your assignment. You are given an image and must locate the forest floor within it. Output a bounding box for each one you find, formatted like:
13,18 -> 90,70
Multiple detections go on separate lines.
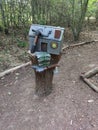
0,29 -> 98,130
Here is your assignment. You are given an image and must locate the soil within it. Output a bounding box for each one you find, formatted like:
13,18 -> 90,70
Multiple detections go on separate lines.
0,30 -> 98,130
0,32 -> 29,72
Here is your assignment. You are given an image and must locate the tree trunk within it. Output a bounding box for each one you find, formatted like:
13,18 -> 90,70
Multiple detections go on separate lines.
0,0 -> 6,31
34,68 -> 54,96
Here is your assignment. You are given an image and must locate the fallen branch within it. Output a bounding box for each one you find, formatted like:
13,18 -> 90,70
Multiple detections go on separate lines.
0,62 -> 31,78
83,67 -> 98,78
81,77 -> 98,92
80,67 -> 98,92
62,40 -> 98,51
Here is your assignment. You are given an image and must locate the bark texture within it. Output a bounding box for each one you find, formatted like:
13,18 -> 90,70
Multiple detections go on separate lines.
34,68 -> 54,96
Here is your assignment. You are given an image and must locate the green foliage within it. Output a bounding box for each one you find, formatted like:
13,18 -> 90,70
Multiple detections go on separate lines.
39,19 -> 46,25
64,0 -> 89,41
0,41 -> 3,45
95,8 -> 98,21
87,0 -> 98,17
0,0 -> 97,41
17,39 -> 27,48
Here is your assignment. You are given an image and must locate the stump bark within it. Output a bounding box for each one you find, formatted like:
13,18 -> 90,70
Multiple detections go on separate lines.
28,52 -> 60,96
34,68 -> 54,96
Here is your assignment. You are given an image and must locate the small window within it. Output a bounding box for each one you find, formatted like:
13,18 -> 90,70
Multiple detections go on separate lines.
41,42 -> 47,52
54,30 -> 61,39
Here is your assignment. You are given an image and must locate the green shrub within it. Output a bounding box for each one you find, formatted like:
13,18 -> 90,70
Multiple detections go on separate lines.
17,39 -> 27,48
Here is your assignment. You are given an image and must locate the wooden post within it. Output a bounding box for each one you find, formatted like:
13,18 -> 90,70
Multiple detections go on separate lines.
34,68 -> 54,96
28,52 -> 60,96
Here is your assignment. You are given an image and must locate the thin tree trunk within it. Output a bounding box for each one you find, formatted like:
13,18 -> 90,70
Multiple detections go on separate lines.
0,0 -> 6,31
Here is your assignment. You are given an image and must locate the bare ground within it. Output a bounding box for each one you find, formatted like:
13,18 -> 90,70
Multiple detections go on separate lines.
0,41 -> 98,130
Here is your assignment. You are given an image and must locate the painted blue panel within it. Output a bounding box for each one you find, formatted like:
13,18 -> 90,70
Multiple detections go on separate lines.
29,24 -> 64,54
29,24 -> 64,41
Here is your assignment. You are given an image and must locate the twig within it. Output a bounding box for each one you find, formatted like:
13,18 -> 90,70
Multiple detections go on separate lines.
0,62 -> 31,78
80,67 -> 98,92
62,40 -> 98,51
82,77 -> 98,92
83,67 -> 98,78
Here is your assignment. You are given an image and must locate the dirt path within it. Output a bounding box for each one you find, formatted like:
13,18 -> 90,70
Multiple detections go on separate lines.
0,42 -> 98,130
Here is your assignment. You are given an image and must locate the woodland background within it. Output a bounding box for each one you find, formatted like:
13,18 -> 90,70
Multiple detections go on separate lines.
0,0 -> 98,40
0,0 -> 98,71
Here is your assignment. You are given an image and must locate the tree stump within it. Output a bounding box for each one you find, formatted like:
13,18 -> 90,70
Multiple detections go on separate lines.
34,68 -> 54,96
28,52 -> 60,96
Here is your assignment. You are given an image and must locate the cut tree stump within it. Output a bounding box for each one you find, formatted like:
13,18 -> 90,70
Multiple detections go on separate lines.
34,68 -> 54,96
28,52 -> 60,96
